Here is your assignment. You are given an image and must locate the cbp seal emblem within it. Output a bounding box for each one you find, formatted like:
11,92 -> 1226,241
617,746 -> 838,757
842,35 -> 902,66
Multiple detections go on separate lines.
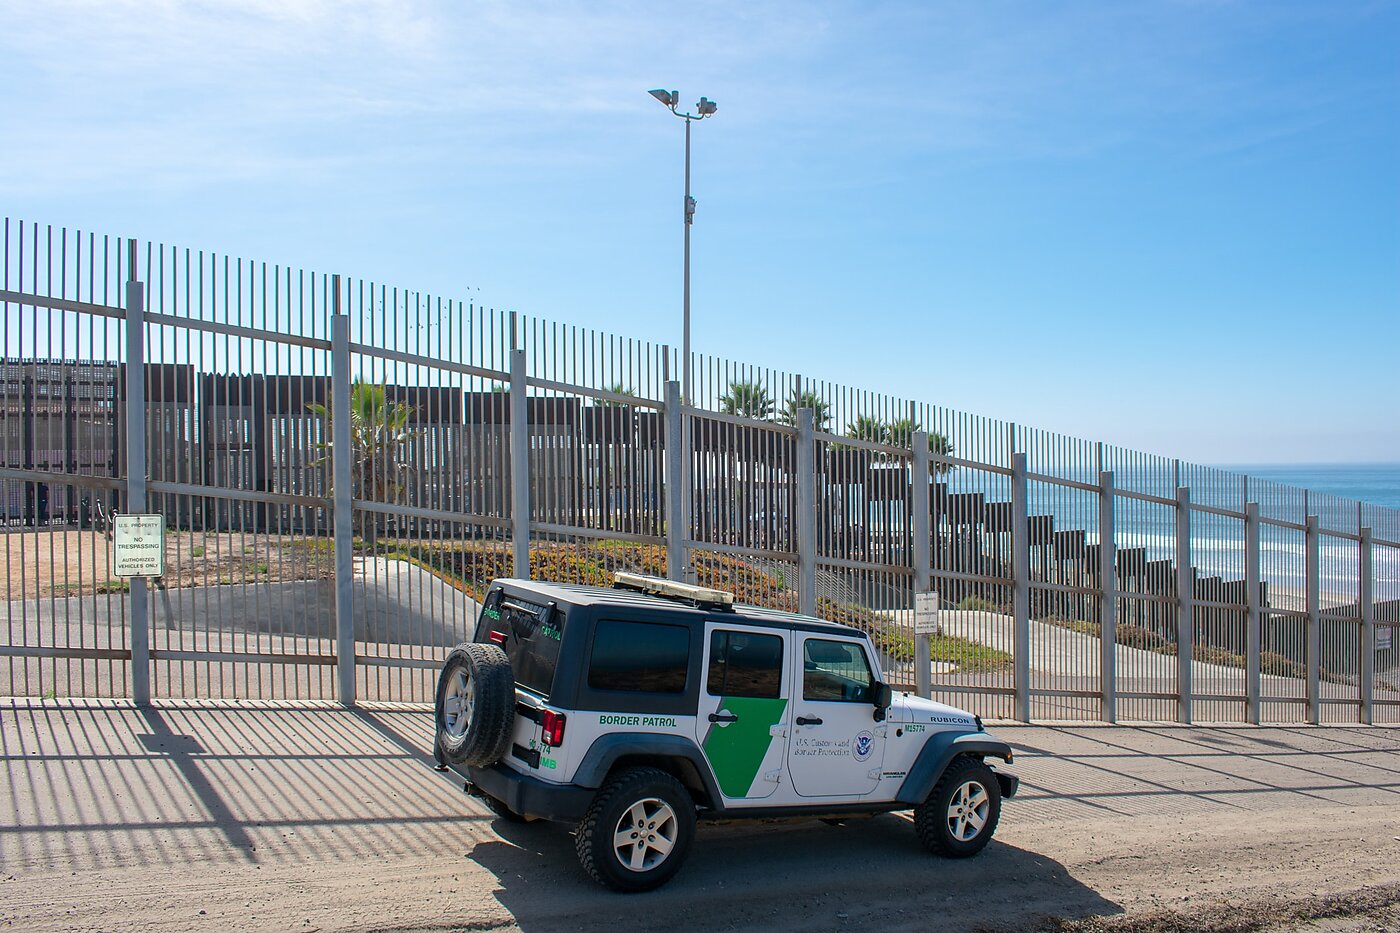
852,731 -> 874,761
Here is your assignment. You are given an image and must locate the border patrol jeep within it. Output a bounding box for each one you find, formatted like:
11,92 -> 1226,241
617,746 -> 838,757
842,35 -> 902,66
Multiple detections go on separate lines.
433,573 -> 1018,892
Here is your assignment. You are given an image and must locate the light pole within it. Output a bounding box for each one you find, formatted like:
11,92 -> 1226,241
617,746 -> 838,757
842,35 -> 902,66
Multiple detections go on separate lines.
648,89 -> 717,404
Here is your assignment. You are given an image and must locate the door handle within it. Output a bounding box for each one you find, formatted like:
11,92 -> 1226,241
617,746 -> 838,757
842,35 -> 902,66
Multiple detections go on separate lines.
708,712 -> 739,723
795,715 -> 823,726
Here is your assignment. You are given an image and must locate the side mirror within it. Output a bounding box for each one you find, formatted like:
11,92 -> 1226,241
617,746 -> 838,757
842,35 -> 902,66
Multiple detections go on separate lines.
872,682 -> 893,721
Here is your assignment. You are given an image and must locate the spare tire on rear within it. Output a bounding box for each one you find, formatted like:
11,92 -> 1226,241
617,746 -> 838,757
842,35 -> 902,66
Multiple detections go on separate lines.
434,643 -> 515,767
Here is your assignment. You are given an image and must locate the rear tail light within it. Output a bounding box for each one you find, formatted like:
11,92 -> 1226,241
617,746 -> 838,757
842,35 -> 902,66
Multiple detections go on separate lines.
541,710 -> 566,747
488,630 -> 507,645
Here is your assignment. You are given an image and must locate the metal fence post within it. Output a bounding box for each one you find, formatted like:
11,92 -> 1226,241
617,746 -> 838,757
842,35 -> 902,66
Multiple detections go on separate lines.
1176,485 -> 1192,724
796,408 -> 817,617
1306,514 -> 1321,725
1245,501 -> 1262,724
1011,452 -> 1031,722
331,291 -> 355,707
1098,470 -> 1116,723
124,274 -> 150,706
1360,526 -> 1374,726
912,431 -> 932,699
664,380 -> 687,582
510,348 -> 530,580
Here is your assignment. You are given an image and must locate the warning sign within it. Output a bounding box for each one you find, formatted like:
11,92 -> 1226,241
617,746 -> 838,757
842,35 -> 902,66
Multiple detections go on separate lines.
914,591 -> 941,636
113,514 -> 165,578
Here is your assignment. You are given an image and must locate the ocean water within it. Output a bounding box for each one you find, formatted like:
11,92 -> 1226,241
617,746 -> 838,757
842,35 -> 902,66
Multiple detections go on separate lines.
1222,464 -> 1400,512
940,463 -> 1400,592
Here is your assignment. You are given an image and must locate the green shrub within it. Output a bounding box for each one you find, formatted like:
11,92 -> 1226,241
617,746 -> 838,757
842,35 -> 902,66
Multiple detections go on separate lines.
1116,623 -> 1172,653
928,635 -> 1013,673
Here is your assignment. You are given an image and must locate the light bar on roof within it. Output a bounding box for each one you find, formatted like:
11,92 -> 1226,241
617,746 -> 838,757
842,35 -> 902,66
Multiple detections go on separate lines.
613,572 -> 735,606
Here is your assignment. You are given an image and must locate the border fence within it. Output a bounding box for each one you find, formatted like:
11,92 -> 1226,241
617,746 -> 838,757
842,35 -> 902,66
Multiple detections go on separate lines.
2,219 -> 1397,723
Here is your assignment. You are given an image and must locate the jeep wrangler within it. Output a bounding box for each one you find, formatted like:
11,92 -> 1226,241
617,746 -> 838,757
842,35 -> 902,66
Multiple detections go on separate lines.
433,573 -> 1018,892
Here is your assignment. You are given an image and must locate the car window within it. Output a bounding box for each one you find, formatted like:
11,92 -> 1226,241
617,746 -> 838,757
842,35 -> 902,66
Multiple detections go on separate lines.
479,590 -> 562,696
802,639 -> 874,703
707,630 -> 783,699
588,619 -> 690,694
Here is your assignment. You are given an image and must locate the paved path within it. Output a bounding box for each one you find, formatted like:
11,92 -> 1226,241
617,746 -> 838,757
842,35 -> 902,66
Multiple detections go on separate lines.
2,559 -> 480,699
2,702 -> 1398,931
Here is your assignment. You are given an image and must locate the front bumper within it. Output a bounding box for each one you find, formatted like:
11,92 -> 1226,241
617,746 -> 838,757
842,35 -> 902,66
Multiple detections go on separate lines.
995,771 -> 1019,799
456,761 -> 595,824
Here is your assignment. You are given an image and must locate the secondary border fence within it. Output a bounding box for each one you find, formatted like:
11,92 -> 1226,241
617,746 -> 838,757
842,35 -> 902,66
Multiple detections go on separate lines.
2,219 -> 1397,723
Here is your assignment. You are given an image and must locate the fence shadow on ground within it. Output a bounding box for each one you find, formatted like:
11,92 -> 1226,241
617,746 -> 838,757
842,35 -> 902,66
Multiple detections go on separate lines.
0,703 -> 480,874
1001,725 -> 1400,826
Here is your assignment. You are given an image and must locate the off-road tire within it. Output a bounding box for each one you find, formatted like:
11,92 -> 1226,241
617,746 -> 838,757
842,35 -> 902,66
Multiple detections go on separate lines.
914,755 -> 1002,858
575,767 -> 696,892
480,792 -> 528,824
434,643 -> 514,767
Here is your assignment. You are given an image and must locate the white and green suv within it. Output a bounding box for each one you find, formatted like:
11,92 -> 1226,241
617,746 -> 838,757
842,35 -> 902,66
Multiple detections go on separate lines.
433,573 -> 1018,892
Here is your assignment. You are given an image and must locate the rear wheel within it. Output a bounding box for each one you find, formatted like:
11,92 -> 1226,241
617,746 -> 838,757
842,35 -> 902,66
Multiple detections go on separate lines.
434,643 -> 515,768
914,756 -> 1002,858
575,767 -> 696,892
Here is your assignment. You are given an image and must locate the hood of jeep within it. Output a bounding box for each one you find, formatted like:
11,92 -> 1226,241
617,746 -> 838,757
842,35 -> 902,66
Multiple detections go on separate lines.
888,693 -> 979,729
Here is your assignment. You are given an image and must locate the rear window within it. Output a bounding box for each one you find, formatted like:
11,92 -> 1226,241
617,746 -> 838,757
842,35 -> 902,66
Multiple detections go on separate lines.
707,630 -> 782,699
479,590 -> 562,696
587,619 -> 690,694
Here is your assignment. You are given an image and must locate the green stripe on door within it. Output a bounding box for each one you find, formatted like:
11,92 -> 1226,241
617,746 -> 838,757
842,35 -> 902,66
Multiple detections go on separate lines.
702,696 -> 789,798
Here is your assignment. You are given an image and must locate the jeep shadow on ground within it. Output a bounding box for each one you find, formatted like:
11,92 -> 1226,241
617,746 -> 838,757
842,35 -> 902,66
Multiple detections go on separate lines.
461,811 -> 1121,933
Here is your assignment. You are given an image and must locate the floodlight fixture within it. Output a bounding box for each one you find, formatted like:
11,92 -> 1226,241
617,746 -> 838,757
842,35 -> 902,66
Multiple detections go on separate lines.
649,88 -> 677,108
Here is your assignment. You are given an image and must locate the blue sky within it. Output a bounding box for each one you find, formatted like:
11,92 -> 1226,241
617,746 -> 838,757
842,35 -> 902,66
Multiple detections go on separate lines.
2,0 -> 1396,465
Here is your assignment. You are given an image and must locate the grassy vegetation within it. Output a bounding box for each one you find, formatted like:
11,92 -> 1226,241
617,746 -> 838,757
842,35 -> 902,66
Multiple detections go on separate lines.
928,634 -> 1014,673
377,538 -> 1011,673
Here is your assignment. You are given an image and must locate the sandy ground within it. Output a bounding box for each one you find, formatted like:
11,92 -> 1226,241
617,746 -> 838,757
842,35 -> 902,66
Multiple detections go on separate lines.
0,528 -> 336,600
2,703 -> 1399,932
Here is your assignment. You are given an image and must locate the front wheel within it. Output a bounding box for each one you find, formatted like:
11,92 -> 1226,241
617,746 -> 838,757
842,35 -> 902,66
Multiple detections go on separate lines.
575,767 -> 696,892
914,756 -> 1002,857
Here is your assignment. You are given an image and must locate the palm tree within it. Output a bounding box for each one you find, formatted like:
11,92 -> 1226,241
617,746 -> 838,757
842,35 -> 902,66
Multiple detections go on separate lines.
888,418 -> 955,476
715,381 -> 774,542
777,389 -> 831,432
307,380 -> 423,544
929,431 -> 954,477
846,415 -> 889,445
719,381 -> 774,421
599,382 -> 637,408
593,382 -> 638,526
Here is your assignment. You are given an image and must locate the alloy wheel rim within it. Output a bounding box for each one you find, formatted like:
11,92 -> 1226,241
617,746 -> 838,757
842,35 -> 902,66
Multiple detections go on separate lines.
945,780 -> 989,841
611,797 -> 679,872
442,670 -> 475,738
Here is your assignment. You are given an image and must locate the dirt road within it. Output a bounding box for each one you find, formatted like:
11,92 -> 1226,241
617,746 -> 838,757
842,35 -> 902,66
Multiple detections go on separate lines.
2,703 -> 1398,932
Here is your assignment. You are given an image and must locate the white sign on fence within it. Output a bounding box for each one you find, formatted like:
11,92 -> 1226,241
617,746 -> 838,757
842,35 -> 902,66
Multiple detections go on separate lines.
914,591 -> 941,636
112,514 -> 165,578
1378,626 -> 1392,652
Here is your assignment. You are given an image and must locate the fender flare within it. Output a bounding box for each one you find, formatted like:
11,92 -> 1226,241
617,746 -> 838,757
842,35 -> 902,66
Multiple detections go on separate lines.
895,732 -> 1013,806
572,732 -> 726,809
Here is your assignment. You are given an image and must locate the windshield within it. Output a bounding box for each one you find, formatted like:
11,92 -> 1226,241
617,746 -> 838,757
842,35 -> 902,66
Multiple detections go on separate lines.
478,589 -> 562,696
